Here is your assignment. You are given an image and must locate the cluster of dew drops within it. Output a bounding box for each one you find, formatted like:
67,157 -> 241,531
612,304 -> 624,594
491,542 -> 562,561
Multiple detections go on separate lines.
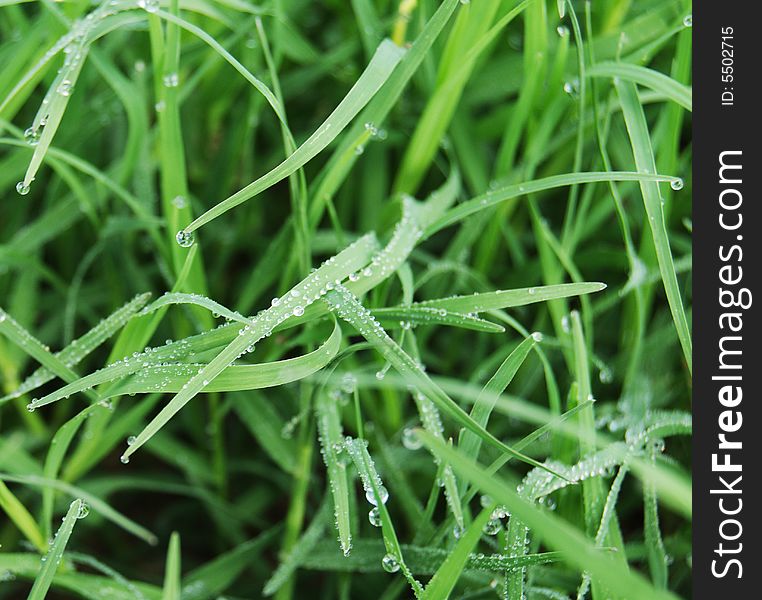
15,0 -> 165,197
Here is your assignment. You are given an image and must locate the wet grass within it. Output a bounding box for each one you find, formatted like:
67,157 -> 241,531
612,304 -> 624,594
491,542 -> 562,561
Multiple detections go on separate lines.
0,0 -> 692,598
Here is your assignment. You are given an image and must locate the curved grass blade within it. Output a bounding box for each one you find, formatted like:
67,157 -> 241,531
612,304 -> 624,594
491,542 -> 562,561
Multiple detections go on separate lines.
3,293 -> 151,402
417,431 -> 681,600
324,285 -> 567,479
111,319 -> 342,397
120,234 -> 378,462
587,62 -> 691,111
182,40 -> 406,234
138,292 -> 249,325
424,172 -> 683,236
1,473 -> 157,544
413,282 -> 605,313
616,80 -> 692,371
310,0 -> 461,224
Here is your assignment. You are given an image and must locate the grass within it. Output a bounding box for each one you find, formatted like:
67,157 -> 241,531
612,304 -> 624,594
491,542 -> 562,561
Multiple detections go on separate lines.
0,0 -> 692,598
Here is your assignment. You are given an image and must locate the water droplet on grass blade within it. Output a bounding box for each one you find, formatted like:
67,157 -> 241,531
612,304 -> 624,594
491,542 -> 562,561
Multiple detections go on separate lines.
381,554 -> 400,573
402,428 -> 422,450
137,0 -> 159,12
77,503 -> 89,519
670,178 -> 684,190
57,80 -> 73,96
365,485 -> 388,506
368,507 -> 382,527
163,72 -> 179,87
483,518 -> 502,535
24,127 -> 40,146
16,182 -> 30,195
175,230 -> 194,248
683,14 -> 692,27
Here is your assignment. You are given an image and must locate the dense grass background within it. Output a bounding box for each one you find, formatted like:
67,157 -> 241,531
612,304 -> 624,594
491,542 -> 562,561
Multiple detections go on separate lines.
0,0 -> 692,598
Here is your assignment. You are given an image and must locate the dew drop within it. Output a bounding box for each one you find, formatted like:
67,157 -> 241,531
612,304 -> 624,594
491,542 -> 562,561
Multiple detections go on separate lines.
292,306 -> 304,317
556,25 -> 569,37
365,485 -> 389,506
137,0 -> 159,13
381,554 -> 400,573
163,72 -> 179,88
57,80 -> 73,97
16,181 -> 30,195
76,502 -> 89,519
483,518 -> 502,536
175,230 -> 194,248
598,367 -> 613,384
24,127 -> 40,146
670,178 -> 684,191
127,435 -> 137,446
368,507 -> 382,527
401,428 -> 422,450
683,14 -> 692,27
340,373 -> 357,394
531,331 -> 543,342
120,455 -> 130,464
171,195 -> 187,209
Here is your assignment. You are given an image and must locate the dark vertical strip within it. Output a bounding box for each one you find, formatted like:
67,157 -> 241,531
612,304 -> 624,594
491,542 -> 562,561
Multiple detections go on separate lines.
694,2 -> 759,597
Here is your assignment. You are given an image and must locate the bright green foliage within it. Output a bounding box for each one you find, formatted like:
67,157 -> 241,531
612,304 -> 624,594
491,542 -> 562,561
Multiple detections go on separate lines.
0,0 -> 691,598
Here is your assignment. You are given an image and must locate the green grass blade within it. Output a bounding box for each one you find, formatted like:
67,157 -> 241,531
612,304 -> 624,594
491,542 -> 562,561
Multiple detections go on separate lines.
1,473 -> 156,545
459,335 -> 536,463
417,432 -> 680,600
26,498 -> 82,600
587,62 -> 691,111
119,234 -> 378,461
162,532 -> 181,600
324,285 -> 566,479
3,293 -> 151,402
413,282 -> 606,313
421,506 -> 492,600
182,40 -> 406,234
315,387 -> 353,556
0,480 -> 47,553
425,171 -> 682,236
615,79 -> 692,371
